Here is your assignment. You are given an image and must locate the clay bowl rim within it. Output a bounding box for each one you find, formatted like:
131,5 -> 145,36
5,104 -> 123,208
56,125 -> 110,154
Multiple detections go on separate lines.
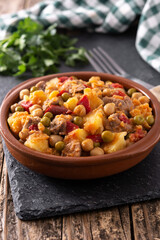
0,71 -> 160,167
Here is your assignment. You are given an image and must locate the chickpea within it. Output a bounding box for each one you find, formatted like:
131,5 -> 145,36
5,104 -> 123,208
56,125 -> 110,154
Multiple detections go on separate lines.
29,104 -> 42,113
139,96 -> 150,104
31,108 -> 43,117
132,92 -> 143,99
19,89 -> 30,100
10,103 -> 21,113
105,81 -> 112,86
49,135 -> 63,147
90,147 -> 104,156
74,105 -> 86,117
38,122 -> 45,132
81,139 -> 94,152
19,129 -> 29,141
104,103 -> 116,116
92,88 -> 102,97
102,88 -> 111,97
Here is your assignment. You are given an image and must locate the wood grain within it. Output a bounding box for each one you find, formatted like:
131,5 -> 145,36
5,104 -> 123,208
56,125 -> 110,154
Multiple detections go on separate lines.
89,208 -> 131,240
132,201 -> 160,240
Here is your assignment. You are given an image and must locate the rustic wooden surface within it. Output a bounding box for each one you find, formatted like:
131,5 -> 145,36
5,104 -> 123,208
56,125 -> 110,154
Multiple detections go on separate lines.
0,0 -> 160,239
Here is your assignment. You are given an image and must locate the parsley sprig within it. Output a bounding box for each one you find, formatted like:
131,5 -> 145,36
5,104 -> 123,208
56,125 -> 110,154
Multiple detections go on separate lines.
0,18 -> 87,77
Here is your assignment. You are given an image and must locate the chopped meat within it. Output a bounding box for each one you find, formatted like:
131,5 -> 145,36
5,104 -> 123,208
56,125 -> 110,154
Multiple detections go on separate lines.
60,79 -> 86,94
103,96 -> 133,114
42,97 -> 62,111
22,116 -> 41,130
62,140 -> 81,157
105,113 -> 133,133
36,81 -> 46,91
123,96 -> 134,111
49,115 -> 67,135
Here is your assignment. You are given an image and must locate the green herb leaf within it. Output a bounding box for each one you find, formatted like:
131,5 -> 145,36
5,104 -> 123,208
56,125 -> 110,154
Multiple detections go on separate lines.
0,17 -> 87,77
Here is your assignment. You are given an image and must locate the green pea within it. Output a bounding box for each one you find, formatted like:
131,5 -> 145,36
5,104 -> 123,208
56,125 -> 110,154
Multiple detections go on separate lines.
146,115 -> 154,126
101,131 -> 115,143
55,141 -> 65,152
73,116 -> 83,127
133,115 -> 145,125
43,128 -> 51,136
61,92 -> 70,102
44,112 -> 53,119
40,117 -> 51,127
30,86 -> 38,93
15,106 -> 24,112
127,88 -> 137,97
94,142 -> 100,147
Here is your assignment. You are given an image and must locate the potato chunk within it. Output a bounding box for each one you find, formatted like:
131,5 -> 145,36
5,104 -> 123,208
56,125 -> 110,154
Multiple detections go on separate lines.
7,111 -> 28,135
45,77 -> 59,94
84,88 -> 103,110
103,132 -> 127,154
24,132 -> 52,153
83,107 -> 105,135
30,90 -> 47,106
65,129 -> 88,143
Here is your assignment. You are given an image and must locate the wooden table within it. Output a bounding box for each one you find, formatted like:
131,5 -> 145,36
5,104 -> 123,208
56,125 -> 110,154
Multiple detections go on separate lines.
0,1 -> 160,239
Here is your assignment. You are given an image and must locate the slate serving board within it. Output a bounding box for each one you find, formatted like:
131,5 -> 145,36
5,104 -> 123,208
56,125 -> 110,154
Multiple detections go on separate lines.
1,27 -> 160,221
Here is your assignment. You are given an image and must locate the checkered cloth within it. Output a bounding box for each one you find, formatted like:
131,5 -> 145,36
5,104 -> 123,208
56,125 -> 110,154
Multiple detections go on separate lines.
0,0 -> 159,72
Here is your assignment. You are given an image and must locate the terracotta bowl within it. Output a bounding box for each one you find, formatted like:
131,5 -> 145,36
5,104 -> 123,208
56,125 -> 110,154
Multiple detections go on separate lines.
0,72 -> 160,180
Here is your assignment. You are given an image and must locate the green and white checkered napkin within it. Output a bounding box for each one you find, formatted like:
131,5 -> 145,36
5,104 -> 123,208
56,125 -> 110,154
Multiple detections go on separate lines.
0,0 -> 159,73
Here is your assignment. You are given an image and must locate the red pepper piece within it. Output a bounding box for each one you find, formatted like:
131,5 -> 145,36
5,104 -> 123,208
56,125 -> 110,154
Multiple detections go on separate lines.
129,129 -> 146,142
58,76 -> 69,83
57,90 -> 68,96
21,101 -> 33,112
119,114 -> 130,124
66,121 -> 79,133
83,83 -> 92,88
28,124 -> 38,131
45,105 -> 68,115
111,83 -> 123,88
87,134 -> 103,143
66,110 -> 73,115
113,90 -> 126,97
77,95 -> 91,113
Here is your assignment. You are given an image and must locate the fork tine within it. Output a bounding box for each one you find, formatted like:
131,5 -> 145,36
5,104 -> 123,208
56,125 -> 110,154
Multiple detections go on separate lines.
98,46 -> 126,75
93,48 -> 117,74
85,52 -> 103,72
89,50 -> 111,73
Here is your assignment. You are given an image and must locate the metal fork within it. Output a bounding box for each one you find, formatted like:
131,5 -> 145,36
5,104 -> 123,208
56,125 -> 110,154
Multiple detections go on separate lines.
85,47 -> 160,101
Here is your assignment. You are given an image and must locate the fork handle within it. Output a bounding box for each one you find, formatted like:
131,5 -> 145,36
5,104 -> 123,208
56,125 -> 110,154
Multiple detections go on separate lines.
150,86 -> 160,102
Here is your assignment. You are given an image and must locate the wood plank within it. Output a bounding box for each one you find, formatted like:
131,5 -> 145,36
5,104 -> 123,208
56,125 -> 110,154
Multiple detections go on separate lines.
0,157 -> 62,240
132,201 -> 160,240
0,0 -> 25,14
62,213 -> 92,240
80,207 -> 131,240
0,159 -> 9,240
118,205 -> 132,240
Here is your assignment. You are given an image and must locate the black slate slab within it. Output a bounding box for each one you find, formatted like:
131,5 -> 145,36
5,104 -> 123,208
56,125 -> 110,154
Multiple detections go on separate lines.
2,140 -> 160,220
1,27 -> 160,220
